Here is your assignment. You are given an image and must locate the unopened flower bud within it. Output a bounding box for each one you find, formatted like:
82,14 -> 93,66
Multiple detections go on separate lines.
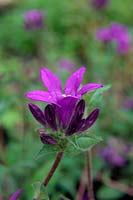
28,103 -> 46,126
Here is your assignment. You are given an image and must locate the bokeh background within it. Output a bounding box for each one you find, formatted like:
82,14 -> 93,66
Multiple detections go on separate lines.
0,0 -> 132,199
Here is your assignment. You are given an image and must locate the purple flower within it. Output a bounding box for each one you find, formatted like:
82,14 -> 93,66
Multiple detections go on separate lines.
117,34 -> 130,54
100,137 -> 130,167
91,0 -> 109,10
24,10 -> 44,30
25,67 -> 103,106
96,23 -> 131,54
9,189 -> 22,200
96,27 -> 112,43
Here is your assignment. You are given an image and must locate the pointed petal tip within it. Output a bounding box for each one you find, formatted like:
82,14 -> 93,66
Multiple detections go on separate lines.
9,188 -> 23,200
40,67 -> 62,93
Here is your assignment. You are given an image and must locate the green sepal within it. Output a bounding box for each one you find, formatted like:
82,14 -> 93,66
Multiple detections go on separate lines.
65,134 -> 102,156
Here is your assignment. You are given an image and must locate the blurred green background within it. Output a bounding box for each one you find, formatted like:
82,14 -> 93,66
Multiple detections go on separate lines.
0,0 -> 132,199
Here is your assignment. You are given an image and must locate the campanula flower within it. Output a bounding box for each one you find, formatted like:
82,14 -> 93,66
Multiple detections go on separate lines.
25,67 -> 103,106
24,10 -> 44,30
9,189 -> 22,200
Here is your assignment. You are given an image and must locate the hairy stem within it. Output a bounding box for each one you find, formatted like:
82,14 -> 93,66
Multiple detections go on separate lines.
86,150 -> 95,200
42,152 -> 63,187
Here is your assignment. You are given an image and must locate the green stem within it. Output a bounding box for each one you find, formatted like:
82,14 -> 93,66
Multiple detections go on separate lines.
42,152 -> 64,187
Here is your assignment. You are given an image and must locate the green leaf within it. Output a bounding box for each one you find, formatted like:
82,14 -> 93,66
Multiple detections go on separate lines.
65,135 -> 102,156
97,186 -> 123,200
77,135 -> 102,151
34,145 -> 59,160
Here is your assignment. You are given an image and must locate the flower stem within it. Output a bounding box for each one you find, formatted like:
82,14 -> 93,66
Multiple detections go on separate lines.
76,167 -> 87,200
42,152 -> 64,187
86,150 -> 95,200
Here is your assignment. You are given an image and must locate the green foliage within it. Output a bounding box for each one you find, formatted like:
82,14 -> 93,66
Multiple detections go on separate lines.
97,186 -> 124,200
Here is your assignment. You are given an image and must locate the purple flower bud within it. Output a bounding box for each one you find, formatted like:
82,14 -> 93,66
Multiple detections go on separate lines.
80,108 -> 100,131
91,0 -> 109,10
24,10 -> 44,30
65,100 -> 85,136
45,104 -> 57,130
28,103 -> 46,126
39,129 -> 57,145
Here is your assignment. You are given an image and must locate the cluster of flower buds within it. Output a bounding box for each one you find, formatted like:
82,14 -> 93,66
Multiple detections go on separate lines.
28,100 -> 100,145
96,23 -> 131,54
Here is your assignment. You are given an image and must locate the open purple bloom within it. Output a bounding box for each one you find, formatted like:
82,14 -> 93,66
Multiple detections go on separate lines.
25,67 -> 103,106
9,189 -> 22,200
24,10 -> 44,30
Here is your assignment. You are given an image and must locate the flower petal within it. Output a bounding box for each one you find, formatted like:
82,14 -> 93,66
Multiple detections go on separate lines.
65,100 -> 85,136
56,97 -> 77,129
40,68 -> 62,93
25,90 -> 57,104
28,103 -> 46,126
78,83 -> 103,96
45,104 -> 57,130
64,67 -> 86,96
9,189 -> 22,200
80,108 -> 100,131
